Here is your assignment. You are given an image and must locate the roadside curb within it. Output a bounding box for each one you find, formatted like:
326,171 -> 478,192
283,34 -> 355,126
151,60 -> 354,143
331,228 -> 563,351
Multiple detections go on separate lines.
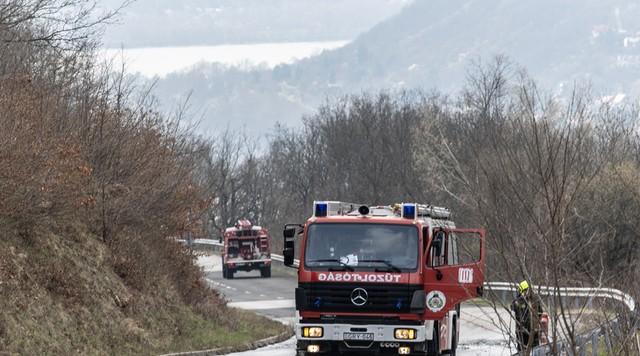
157,323 -> 293,356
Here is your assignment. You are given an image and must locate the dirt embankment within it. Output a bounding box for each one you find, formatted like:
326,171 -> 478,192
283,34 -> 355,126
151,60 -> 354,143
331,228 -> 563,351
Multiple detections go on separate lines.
0,224 -> 287,355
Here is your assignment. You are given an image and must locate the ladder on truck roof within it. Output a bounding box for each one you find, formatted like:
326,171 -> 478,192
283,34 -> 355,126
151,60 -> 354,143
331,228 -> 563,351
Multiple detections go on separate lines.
407,203 -> 451,220
313,201 -> 451,220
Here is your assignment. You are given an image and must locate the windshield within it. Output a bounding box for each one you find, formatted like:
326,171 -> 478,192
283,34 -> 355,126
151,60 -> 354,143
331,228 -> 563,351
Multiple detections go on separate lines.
304,223 -> 419,271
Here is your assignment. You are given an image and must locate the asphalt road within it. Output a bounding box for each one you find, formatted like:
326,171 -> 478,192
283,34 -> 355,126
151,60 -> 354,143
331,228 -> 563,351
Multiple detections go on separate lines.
202,255 -> 297,323
199,254 -> 515,356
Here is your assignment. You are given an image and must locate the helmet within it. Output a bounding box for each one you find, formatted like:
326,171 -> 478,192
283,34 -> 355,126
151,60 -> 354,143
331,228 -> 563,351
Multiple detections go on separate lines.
518,280 -> 530,293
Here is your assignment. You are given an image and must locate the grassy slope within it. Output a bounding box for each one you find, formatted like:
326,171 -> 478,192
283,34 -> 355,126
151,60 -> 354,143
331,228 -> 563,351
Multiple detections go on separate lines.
0,224 -> 288,355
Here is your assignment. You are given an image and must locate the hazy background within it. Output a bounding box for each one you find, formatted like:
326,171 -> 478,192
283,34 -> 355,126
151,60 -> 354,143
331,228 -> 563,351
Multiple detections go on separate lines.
99,0 -> 640,136
100,0 -> 411,47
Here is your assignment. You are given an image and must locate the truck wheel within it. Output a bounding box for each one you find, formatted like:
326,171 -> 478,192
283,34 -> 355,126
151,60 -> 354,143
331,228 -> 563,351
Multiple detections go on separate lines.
427,321 -> 440,356
261,266 -> 271,278
443,317 -> 457,356
227,269 -> 234,279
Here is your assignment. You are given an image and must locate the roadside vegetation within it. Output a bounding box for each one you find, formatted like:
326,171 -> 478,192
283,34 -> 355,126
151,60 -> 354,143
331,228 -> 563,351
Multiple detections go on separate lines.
0,1 -> 287,355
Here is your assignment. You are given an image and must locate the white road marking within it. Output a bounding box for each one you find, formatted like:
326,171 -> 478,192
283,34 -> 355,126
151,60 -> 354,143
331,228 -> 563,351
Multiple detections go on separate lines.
205,278 -> 219,286
228,299 -> 295,310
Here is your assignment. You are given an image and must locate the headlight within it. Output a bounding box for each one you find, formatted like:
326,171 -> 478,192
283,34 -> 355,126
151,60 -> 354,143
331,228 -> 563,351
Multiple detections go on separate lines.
302,326 -> 323,338
394,328 -> 416,340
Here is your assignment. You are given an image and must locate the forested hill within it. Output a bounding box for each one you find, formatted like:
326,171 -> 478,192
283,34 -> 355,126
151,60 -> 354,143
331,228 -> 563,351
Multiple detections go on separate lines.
153,0 -> 640,134
294,0 -> 640,93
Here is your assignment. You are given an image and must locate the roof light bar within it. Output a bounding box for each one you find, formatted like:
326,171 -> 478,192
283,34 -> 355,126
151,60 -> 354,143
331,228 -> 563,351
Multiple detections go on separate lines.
312,201 -> 366,217
314,202 -> 328,217
402,203 -> 416,219
312,201 -> 451,219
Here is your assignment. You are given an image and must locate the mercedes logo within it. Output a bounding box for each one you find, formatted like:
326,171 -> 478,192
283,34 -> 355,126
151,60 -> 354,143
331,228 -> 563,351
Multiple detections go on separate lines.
350,288 -> 368,306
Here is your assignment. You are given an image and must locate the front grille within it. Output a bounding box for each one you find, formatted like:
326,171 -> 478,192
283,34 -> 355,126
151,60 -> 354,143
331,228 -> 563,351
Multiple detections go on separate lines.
298,282 -> 422,313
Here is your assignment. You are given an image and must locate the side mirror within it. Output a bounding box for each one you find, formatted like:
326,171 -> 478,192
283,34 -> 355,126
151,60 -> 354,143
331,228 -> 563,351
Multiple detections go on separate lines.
284,227 -> 297,238
283,248 -> 295,266
283,225 -> 301,267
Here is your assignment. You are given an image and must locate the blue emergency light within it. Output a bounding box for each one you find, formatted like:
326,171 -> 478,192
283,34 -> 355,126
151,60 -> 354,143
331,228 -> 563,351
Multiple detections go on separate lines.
402,204 -> 416,219
315,202 -> 328,217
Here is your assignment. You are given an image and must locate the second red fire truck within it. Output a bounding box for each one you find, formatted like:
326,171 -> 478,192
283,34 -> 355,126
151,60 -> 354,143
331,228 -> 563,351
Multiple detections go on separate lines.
283,201 -> 486,355
222,220 -> 272,279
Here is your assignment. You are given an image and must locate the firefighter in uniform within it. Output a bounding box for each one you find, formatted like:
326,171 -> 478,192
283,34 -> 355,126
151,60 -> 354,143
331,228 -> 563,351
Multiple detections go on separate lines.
511,280 -> 543,353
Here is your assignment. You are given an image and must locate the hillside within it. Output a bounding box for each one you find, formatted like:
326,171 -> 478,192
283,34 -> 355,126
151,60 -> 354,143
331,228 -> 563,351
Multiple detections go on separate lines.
151,0 -> 640,134
0,224 -> 287,355
295,0 -> 640,93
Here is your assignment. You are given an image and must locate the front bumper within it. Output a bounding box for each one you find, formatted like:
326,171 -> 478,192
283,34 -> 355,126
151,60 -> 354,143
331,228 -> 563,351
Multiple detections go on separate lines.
296,321 -> 433,343
226,259 -> 271,271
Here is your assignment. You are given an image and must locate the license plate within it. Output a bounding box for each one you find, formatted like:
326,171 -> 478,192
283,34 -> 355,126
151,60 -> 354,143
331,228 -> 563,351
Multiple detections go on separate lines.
343,332 -> 374,341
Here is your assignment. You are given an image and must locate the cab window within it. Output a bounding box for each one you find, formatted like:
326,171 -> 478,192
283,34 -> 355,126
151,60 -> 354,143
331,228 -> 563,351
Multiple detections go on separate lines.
427,228 -> 462,266
427,229 -> 481,267
428,228 -> 447,267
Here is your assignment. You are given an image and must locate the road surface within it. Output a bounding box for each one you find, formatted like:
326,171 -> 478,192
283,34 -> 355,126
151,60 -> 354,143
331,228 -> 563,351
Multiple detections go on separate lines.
199,254 -> 516,356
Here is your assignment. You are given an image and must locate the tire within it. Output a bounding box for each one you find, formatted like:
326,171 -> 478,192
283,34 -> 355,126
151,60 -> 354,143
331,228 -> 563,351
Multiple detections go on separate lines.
227,269 -> 234,279
448,317 -> 458,356
427,320 -> 440,356
261,266 -> 271,278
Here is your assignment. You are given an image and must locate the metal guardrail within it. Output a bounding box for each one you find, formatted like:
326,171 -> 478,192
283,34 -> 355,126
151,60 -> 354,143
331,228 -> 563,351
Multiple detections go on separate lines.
484,282 -> 636,312
484,282 -> 637,312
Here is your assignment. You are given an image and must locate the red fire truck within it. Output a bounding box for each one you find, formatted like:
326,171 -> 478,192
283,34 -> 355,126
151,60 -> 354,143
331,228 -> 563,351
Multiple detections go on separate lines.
222,220 -> 272,279
283,201 -> 486,355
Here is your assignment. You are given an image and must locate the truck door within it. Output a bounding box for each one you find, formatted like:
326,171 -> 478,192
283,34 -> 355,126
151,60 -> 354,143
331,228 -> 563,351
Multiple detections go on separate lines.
423,228 -> 485,319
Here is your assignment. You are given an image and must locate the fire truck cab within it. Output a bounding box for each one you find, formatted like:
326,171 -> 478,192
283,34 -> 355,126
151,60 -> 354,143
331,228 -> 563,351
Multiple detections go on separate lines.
222,220 -> 272,279
283,202 -> 485,356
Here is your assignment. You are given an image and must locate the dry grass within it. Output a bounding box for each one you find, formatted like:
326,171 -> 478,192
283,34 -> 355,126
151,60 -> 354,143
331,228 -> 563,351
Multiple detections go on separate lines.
0,223 -> 287,355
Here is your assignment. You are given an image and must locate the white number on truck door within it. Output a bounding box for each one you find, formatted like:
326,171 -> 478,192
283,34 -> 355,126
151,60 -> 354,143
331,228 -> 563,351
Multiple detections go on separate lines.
458,268 -> 473,284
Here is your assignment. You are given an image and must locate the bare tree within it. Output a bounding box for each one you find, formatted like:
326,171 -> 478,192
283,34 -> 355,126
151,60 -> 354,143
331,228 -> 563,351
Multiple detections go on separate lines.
417,58 -> 638,355
0,0 -> 130,48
